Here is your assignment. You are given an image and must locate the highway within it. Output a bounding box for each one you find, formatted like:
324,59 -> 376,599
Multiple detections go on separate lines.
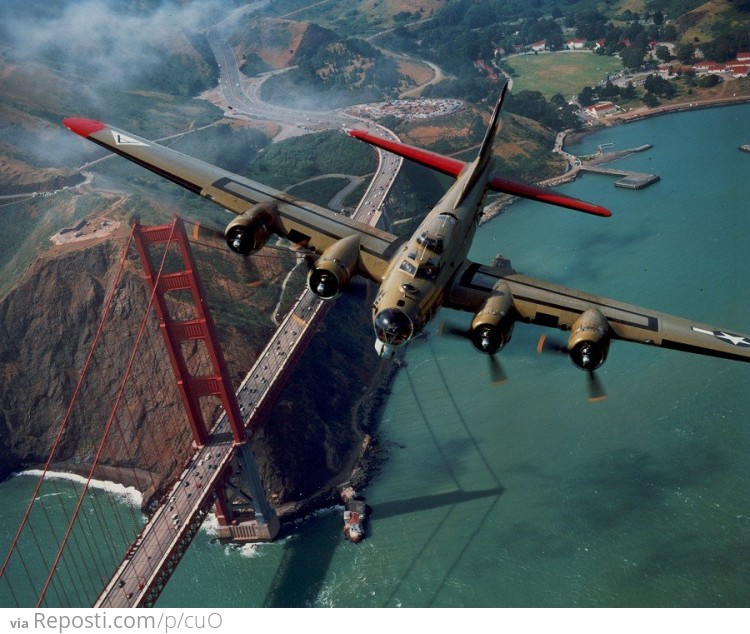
94,289 -> 325,608
95,438 -> 234,607
206,27 -> 403,228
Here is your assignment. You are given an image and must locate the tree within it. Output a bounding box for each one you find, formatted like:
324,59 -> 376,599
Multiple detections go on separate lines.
656,45 -> 672,62
675,42 -> 696,65
598,79 -> 620,99
620,44 -> 646,69
574,11 -> 609,41
643,91 -> 660,107
644,73 -> 675,98
578,86 -> 596,106
697,74 -> 722,88
550,93 -> 567,108
505,90 -> 575,132
547,30 -> 565,51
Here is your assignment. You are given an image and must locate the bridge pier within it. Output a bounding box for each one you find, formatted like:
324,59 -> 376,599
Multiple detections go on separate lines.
214,443 -> 280,542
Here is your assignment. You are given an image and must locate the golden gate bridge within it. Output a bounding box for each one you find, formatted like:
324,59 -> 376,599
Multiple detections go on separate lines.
0,215 -> 335,608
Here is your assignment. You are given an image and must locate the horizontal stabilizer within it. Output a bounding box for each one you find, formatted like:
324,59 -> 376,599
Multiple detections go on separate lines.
347,129 -> 465,178
489,175 -> 612,217
349,129 -> 612,218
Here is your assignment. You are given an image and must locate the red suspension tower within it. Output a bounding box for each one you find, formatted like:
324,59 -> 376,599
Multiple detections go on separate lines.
132,216 -> 278,542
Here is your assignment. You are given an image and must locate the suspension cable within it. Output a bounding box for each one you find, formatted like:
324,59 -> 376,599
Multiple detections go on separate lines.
0,231 -> 135,584
35,221 -> 176,607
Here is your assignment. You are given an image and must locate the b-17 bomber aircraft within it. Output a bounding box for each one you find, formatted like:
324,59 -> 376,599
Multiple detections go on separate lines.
64,85 -> 749,398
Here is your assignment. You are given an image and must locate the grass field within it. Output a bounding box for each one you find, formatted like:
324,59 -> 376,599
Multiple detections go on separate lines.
507,51 -> 624,99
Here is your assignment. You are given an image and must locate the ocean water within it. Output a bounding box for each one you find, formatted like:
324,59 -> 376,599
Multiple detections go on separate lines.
1,104 -> 748,607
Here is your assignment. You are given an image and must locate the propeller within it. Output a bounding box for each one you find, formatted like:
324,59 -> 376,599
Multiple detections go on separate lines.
488,353 -> 508,385
586,370 -> 606,403
536,334 -> 607,403
437,320 -> 508,384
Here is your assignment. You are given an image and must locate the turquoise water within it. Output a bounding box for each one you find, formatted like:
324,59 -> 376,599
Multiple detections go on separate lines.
0,473 -> 143,607
2,105 -> 748,607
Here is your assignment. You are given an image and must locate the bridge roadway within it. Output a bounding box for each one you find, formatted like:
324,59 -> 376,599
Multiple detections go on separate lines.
93,112 -> 398,608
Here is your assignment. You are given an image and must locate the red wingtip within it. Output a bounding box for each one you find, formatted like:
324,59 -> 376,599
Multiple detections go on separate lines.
489,175 -> 613,218
63,117 -> 107,138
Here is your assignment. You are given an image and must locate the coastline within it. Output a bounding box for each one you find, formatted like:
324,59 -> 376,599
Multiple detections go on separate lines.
13,469 -> 143,508
479,94 -> 750,226
603,93 -> 750,124
275,359 -> 398,523
564,94 -> 750,146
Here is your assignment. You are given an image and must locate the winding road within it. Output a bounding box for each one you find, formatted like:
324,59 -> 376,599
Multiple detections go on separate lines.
205,25 -> 405,226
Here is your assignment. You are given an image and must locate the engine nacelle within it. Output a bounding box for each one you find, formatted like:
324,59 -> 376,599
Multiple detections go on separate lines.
224,202 -> 277,255
470,282 -> 515,354
567,308 -> 611,371
307,234 -> 361,299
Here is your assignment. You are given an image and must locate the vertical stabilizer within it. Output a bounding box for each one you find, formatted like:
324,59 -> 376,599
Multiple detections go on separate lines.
455,82 -> 509,207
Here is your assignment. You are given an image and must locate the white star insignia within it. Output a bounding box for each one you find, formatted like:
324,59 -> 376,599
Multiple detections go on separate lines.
716,332 -> 750,347
692,327 -> 750,347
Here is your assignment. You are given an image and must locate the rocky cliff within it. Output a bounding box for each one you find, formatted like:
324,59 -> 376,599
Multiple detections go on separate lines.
0,240 -> 185,489
0,234 -> 379,508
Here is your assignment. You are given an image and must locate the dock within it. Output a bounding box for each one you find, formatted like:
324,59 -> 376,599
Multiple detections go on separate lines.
579,164 -> 660,189
579,144 -> 660,190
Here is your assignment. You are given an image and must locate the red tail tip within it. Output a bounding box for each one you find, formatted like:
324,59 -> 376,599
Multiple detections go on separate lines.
63,118 -> 107,138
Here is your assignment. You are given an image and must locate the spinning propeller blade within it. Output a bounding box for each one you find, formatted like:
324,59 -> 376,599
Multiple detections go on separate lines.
536,334 -> 607,402
438,320 -> 508,384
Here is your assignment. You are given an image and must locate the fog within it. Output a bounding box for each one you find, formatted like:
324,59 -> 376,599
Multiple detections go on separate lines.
0,0 -> 240,169
3,0 -> 225,93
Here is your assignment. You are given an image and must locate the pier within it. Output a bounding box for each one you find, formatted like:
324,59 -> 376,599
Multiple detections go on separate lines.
579,144 -> 660,190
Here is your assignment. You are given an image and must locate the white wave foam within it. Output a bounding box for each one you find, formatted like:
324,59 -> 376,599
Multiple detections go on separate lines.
291,505 -> 342,527
231,543 -> 261,559
16,469 -> 143,508
200,512 -> 220,537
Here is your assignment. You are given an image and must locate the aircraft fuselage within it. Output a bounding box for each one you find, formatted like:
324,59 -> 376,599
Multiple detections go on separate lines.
372,159 -> 490,358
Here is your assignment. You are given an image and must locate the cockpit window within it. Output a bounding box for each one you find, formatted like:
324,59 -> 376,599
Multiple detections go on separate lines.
416,231 -> 444,255
374,308 -> 413,346
416,262 -> 440,280
399,259 -> 416,276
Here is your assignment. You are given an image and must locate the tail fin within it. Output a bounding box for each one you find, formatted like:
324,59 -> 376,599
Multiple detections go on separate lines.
475,82 -> 508,173
455,82 -> 509,206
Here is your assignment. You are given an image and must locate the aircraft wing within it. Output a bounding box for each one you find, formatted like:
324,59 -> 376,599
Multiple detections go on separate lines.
63,118 -> 402,281
348,130 -> 612,218
448,261 -> 750,363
